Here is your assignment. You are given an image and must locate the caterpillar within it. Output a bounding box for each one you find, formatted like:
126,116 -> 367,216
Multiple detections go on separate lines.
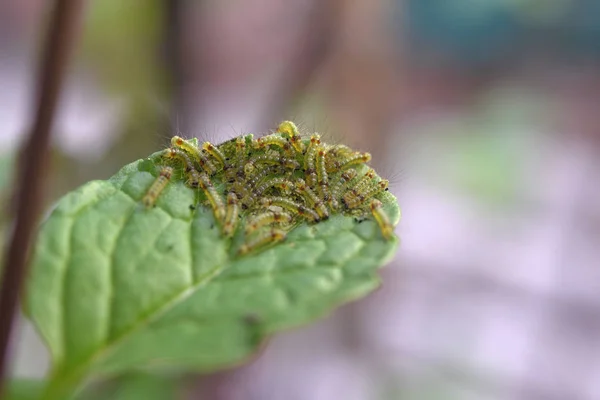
370,199 -> 393,239
202,141 -> 227,168
238,228 -> 287,255
336,152 -> 371,172
295,179 -> 329,220
245,210 -> 293,234
162,147 -> 195,173
315,147 -> 332,206
197,172 -> 226,222
254,177 -> 295,197
260,196 -> 320,222
304,134 -> 321,186
171,136 -> 218,175
142,166 -> 173,208
343,178 -> 389,209
254,135 -> 294,156
324,145 -> 355,173
223,192 -> 240,237
276,120 -> 304,153
329,168 -> 357,210
245,153 -> 300,174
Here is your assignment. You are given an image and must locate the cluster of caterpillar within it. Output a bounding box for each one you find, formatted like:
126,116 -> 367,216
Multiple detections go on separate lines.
142,121 -> 395,255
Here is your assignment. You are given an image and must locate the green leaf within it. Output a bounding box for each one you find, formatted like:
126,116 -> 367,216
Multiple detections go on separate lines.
5,379 -> 44,400
4,373 -> 177,400
109,373 -> 176,400
26,153 -> 400,397
78,372 -> 177,400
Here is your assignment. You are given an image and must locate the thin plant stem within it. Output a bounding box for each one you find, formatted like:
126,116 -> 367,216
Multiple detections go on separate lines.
0,0 -> 84,396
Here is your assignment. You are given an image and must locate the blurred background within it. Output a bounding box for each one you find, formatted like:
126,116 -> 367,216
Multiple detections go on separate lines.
2,0 -> 600,399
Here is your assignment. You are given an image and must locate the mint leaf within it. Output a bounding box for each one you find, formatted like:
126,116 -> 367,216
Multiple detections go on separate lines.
26,152 -> 400,396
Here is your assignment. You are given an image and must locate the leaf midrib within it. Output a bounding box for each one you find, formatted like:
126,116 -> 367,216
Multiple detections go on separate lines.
52,258 -> 225,386
48,178 -> 223,390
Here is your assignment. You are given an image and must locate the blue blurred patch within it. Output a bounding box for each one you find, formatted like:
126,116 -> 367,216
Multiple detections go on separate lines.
397,0 -> 600,65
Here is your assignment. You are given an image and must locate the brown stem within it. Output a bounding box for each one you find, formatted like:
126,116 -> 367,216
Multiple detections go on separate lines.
0,0 -> 83,396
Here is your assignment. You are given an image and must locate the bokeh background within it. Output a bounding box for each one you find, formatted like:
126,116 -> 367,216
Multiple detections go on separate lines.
3,0 -> 600,399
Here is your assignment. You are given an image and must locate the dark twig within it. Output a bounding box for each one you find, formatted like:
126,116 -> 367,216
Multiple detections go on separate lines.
0,0 -> 83,396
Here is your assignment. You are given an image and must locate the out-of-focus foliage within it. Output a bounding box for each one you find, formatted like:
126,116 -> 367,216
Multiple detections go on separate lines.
405,88 -> 555,207
6,379 -> 44,400
81,0 -> 165,100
